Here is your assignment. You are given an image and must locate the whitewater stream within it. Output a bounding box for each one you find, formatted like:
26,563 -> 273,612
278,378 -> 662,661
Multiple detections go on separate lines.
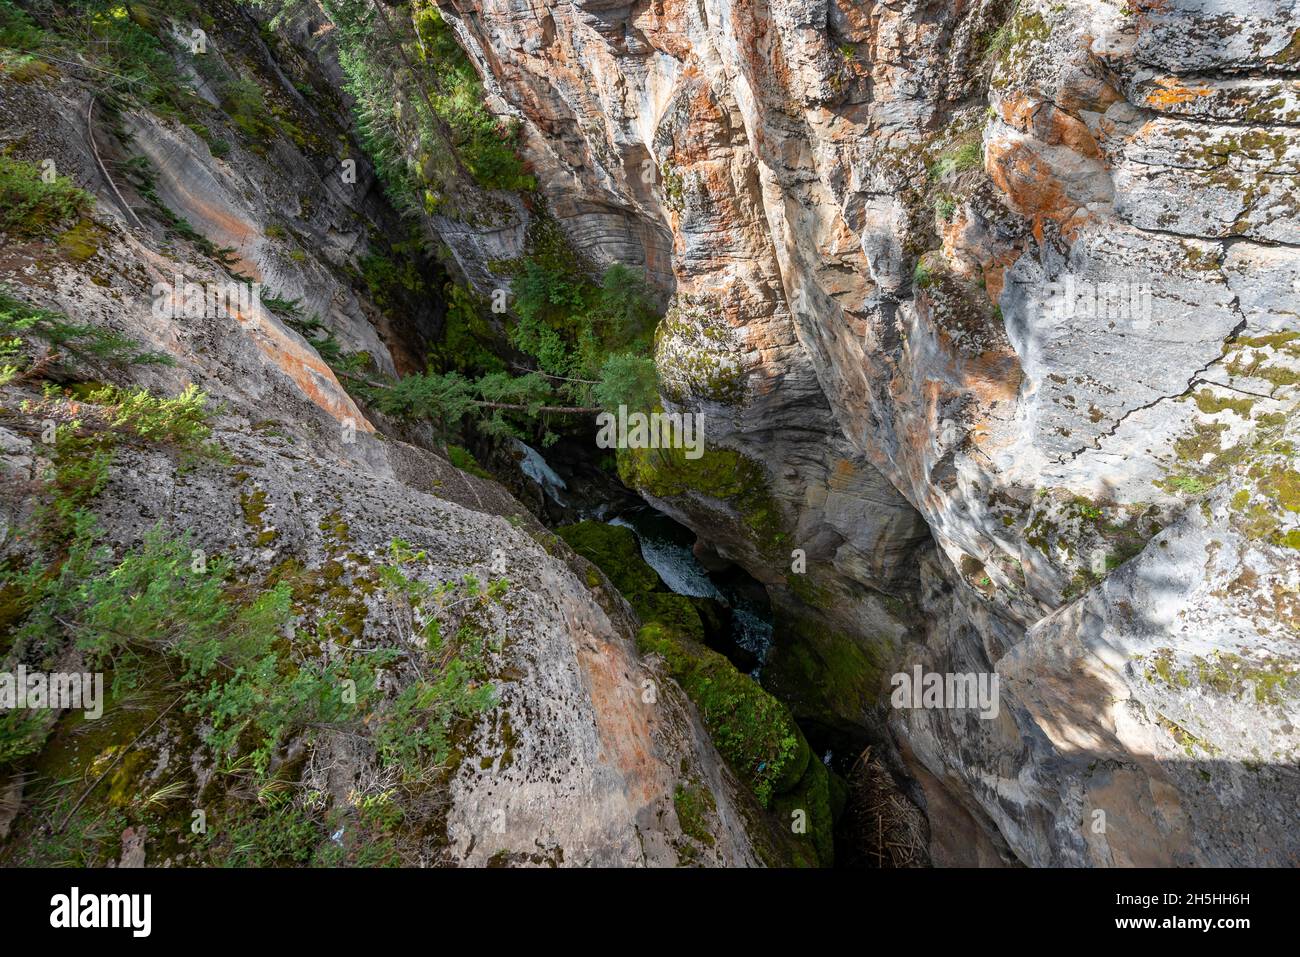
514,440 -> 774,672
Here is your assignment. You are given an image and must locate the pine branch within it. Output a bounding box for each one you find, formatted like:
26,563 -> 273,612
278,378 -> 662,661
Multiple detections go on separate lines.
508,363 -> 599,385
477,400 -> 601,414
332,370 -> 599,415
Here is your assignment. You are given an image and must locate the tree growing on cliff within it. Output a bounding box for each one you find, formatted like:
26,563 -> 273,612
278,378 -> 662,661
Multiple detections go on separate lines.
343,355 -> 658,446
338,255 -> 663,445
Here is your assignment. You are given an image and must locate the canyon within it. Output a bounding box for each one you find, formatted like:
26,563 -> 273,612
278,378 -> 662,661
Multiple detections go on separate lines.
0,0 -> 1297,868
435,0 -> 1300,867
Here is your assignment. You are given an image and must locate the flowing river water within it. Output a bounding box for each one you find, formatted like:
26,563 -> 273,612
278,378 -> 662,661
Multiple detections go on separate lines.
512,440 -> 774,673
511,438 -> 888,865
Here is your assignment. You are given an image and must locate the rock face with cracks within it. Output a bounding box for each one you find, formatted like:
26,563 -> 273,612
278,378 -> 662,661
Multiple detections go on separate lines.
3,0 -> 1297,868
436,0 -> 1300,865
0,0 -> 759,867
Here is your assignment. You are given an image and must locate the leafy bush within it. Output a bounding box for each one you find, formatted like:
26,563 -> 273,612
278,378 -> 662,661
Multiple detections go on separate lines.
360,250 -> 427,315
373,659 -> 494,774
0,0 -> 46,52
929,141 -> 984,181
211,797 -> 326,867
340,255 -> 662,445
509,257 -> 660,388
327,0 -> 533,206
220,75 -> 279,145
84,384 -> 217,451
369,541 -> 501,781
431,282 -> 505,375
365,369 -> 478,427
4,518 -> 378,778
410,3 -> 534,192
0,287 -> 172,375
0,709 -> 48,767
67,0 -> 198,116
0,156 -> 91,237
593,353 -> 659,412
7,384 -> 218,554
336,39 -> 423,209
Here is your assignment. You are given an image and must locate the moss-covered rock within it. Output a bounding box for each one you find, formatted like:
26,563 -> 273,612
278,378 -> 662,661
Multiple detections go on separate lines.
617,444 -> 789,556
555,520 -> 704,640
763,610 -> 888,737
772,752 -> 836,866
556,518 -> 838,865
672,782 -> 717,850
654,293 -> 747,405
637,622 -> 807,804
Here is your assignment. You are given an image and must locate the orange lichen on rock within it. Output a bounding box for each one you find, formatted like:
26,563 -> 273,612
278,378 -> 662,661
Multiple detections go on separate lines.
235,307 -> 375,433
635,0 -> 693,59
986,138 -> 1089,243
573,625 -> 661,809
939,208 -> 1021,304
1143,77 -> 1213,109
999,93 -> 1102,159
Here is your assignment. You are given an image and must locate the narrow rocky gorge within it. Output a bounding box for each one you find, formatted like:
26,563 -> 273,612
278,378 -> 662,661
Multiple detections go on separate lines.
434,0 -> 1300,866
0,0 -> 1296,869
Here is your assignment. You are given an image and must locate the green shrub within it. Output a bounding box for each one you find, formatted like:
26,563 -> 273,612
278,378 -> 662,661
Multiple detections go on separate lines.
0,709 -> 49,767
84,384 -> 218,452
410,4 -> 534,192
70,0 -> 197,115
592,353 -> 659,412
360,250 -> 427,314
0,0 -> 47,52
431,282 -> 505,375
0,156 -> 91,237
0,287 -> 172,373
327,0 -> 534,205
929,140 -> 984,181
220,75 -> 279,145
509,257 -> 660,391
3,517 -> 378,778
212,798 -> 326,867
369,542 -> 501,781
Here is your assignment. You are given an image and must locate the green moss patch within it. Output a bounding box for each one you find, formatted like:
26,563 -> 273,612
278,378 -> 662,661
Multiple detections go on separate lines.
763,611 -> 887,734
1194,389 -> 1254,417
638,622 -> 808,808
1144,647 -> 1298,707
555,521 -> 704,641
617,445 -> 788,556
673,782 -> 717,850
557,519 -> 835,865
654,294 -> 746,405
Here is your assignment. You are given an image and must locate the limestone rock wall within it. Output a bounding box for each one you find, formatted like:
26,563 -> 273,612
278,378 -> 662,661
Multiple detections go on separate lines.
442,0 -> 1300,865
0,0 -> 757,866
